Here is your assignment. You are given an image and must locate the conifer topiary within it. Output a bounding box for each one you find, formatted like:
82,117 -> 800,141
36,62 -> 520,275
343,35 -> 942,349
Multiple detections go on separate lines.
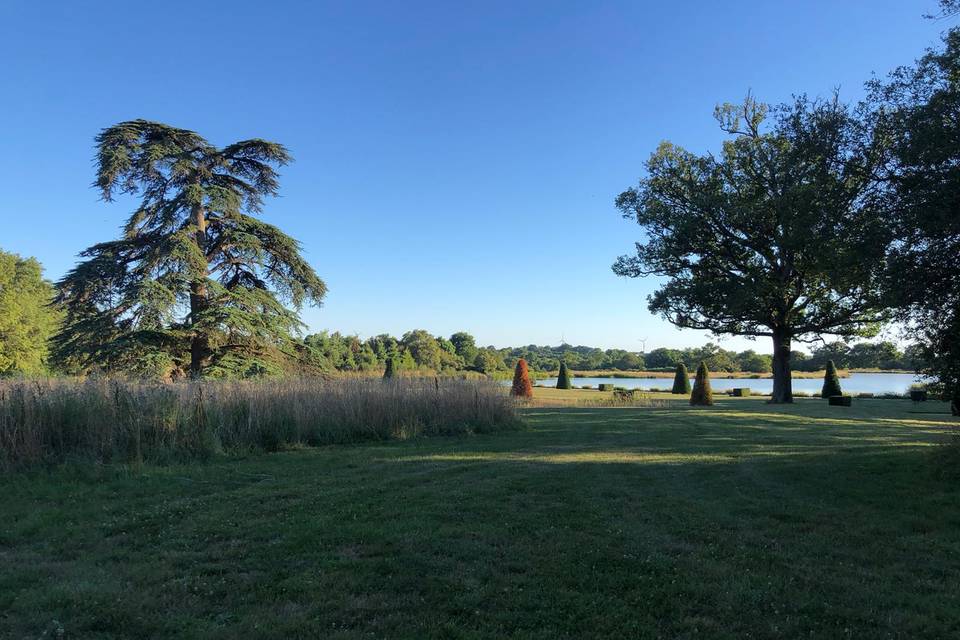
821,359 -> 842,398
383,357 -> 396,380
556,361 -> 573,389
511,358 -> 534,398
690,361 -> 714,406
671,363 -> 691,394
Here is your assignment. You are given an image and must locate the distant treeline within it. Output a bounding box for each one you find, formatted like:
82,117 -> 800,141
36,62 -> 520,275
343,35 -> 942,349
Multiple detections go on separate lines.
297,332 -> 922,376
0,247 -> 921,379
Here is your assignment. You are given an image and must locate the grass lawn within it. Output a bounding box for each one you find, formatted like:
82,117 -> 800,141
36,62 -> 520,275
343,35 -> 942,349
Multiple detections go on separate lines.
526,386 -> 768,406
3,395 -> 959,638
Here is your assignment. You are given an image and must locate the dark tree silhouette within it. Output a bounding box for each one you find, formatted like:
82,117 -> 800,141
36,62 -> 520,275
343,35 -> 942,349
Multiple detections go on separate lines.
873,28 -> 960,414
556,361 -> 573,390
821,360 -> 843,398
383,357 -> 396,380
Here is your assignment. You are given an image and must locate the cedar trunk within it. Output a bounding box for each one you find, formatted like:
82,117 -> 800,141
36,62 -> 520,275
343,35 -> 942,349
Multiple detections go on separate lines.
770,328 -> 793,404
189,203 -> 212,378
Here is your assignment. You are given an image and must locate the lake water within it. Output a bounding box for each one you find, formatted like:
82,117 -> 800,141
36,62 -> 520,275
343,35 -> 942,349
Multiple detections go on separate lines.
535,372 -> 922,395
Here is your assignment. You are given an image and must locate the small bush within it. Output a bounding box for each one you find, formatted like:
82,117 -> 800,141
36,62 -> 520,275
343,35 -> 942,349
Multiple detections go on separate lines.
821,360 -> 843,398
690,362 -> 713,406
671,364 -> 691,394
511,359 -> 534,398
556,362 -> 573,390
598,383 -> 614,392
858,392 -> 875,398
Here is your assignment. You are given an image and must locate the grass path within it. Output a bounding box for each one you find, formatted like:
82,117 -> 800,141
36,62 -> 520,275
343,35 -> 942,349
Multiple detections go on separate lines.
3,397 -> 959,638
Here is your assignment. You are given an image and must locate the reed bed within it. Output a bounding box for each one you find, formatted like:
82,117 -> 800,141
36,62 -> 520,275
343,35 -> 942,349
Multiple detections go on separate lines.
0,377 -> 519,470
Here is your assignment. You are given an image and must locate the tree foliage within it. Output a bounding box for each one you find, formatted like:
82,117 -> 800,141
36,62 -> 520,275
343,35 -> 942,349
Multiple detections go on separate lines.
0,250 -> 60,376
614,95 -> 891,402
450,332 -> 478,365
471,349 -> 501,374
792,340 -> 914,372
927,0 -> 960,18
53,120 -> 325,379
296,330 -> 917,378
872,27 -> 960,413
401,330 -> 443,371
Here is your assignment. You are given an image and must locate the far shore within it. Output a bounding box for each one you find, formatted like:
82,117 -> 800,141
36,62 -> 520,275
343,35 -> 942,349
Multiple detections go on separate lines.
545,368 -> 914,380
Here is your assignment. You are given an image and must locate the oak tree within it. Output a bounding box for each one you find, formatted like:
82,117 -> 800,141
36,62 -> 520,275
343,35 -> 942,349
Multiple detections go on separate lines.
614,96 -> 890,402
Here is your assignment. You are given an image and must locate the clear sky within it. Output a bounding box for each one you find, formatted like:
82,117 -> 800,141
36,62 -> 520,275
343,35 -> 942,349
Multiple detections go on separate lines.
0,1 -> 945,353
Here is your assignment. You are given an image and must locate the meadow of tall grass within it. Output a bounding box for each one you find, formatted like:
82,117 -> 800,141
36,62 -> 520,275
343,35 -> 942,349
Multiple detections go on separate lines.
0,377 -> 519,470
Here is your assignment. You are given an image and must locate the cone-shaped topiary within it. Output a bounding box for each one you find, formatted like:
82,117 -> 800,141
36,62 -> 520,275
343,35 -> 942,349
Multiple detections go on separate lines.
821,359 -> 842,398
556,361 -> 573,390
511,358 -> 534,398
690,361 -> 714,406
383,357 -> 396,380
671,363 -> 691,394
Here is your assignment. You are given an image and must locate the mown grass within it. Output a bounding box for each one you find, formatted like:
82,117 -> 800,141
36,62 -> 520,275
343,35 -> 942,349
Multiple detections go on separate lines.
2,397 -> 959,638
526,386 -> 670,407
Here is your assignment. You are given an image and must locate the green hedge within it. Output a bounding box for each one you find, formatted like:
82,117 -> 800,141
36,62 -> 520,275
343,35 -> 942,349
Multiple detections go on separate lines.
828,395 -> 852,407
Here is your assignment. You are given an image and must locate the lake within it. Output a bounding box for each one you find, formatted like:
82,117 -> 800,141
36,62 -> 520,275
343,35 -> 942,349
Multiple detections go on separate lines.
535,372 -> 922,395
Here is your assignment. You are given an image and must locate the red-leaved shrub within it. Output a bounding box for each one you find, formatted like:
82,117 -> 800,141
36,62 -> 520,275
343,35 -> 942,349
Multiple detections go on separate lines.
511,358 -> 534,398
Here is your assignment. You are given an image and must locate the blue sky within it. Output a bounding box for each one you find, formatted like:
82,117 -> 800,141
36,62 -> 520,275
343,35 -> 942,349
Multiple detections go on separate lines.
0,1 -> 944,352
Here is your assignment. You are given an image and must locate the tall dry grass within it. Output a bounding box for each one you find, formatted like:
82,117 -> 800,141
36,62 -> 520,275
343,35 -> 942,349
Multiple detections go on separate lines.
0,377 -> 519,471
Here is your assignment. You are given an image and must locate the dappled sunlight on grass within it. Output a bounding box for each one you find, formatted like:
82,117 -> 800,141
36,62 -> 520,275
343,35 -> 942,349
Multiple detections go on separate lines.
392,440 -> 938,467
491,400 -> 959,469
874,417 -> 960,428
393,451 -> 739,465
